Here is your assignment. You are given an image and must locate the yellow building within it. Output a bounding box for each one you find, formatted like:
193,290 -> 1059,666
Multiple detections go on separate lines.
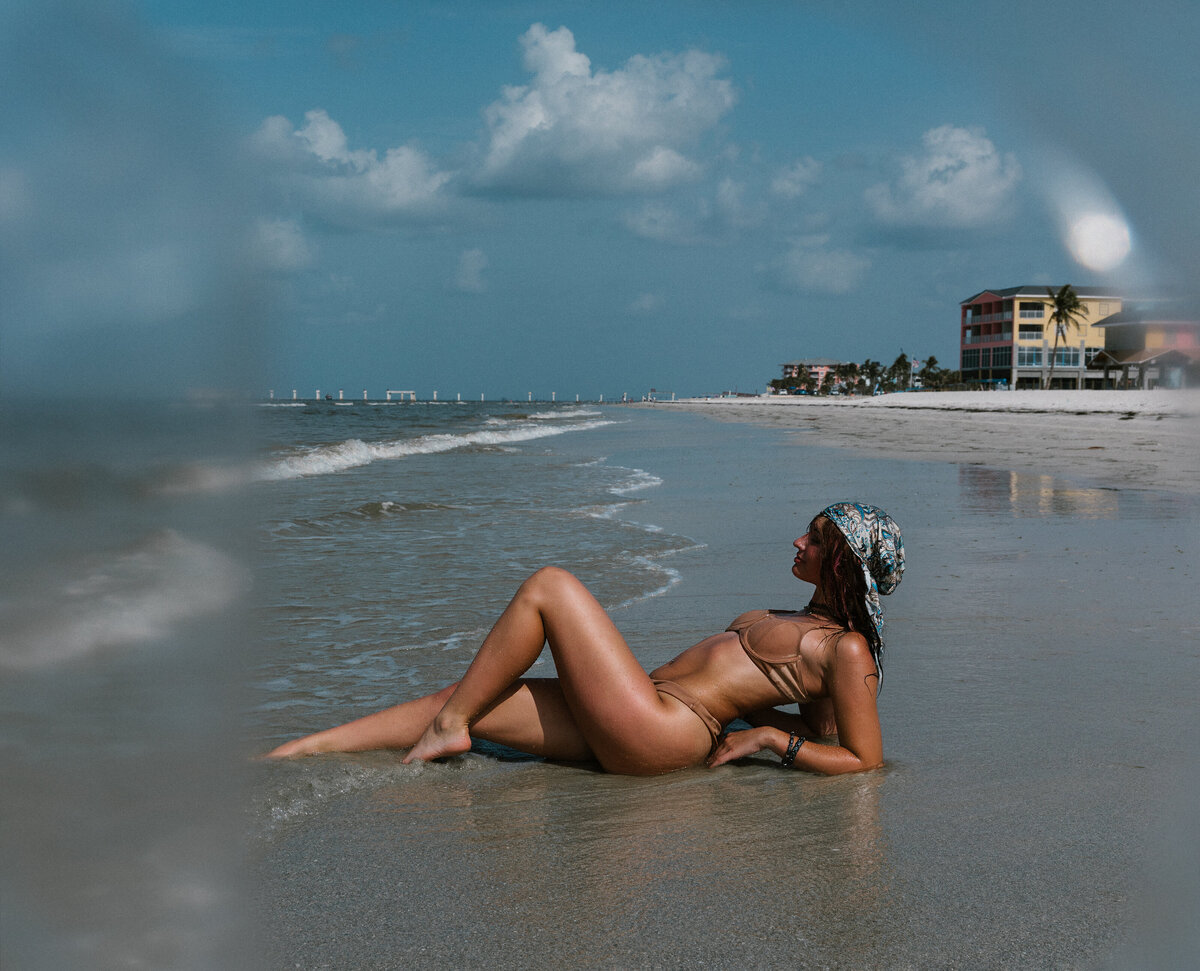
959,285 -> 1123,389
1090,302 -> 1200,388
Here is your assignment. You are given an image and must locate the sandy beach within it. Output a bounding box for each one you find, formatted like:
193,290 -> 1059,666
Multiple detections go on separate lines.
247,402 -> 1200,969
648,389 -> 1200,497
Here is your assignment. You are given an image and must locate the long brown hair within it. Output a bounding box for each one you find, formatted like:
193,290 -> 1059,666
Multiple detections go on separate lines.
813,515 -> 883,667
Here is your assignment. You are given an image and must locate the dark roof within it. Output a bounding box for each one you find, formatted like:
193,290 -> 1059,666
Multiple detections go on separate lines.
781,357 -> 843,367
1091,347 -> 1200,366
1093,300 -> 1200,328
960,285 -> 1124,305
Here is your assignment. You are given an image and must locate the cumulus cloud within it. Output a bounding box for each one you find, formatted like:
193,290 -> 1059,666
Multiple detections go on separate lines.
249,218 -> 315,272
767,236 -> 870,295
455,248 -> 488,292
630,147 -> 701,189
476,23 -> 735,196
251,109 -> 452,227
622,179 -> 761,244
865,124 -> 1021,228
771,157 -> 821,199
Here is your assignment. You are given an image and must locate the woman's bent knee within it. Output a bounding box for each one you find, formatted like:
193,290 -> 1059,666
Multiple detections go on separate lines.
522,565 -> 583,602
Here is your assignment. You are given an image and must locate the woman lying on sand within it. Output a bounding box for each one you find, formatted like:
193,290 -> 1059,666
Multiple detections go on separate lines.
267,501 -> 904,776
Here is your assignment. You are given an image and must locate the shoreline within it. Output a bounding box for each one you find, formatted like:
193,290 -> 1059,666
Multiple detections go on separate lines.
643,390 -> 1200,496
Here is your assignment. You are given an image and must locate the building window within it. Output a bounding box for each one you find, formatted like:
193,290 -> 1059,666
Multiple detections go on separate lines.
1053,346 -> 1081,367
1085,346 -> 1104,366
1018,323 -> 1044,339
1098,302 -> 1111,316
962,348 -> 980,370
1017,346 -> 1042,367
1019,302 -> 1045,318
992,346 -> 1012,368
979,347 -> 991,368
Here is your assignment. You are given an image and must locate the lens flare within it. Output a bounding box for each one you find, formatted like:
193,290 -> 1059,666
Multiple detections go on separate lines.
1068,212 -> 1132,271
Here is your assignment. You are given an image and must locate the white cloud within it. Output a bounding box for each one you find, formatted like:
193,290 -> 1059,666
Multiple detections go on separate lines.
622,179 -> 761,244
714,177 -> 763,229
622,202 -> 699,244
252,109 -> 452,226
629,292 -> 663,314
865,124 -> 1021,227
476,24 -> 735,196
455,248 -> 488,292
630,147 -> 701,189
771,157 -> 821,199
250,218 -> 315,272
768,236 -> 870,295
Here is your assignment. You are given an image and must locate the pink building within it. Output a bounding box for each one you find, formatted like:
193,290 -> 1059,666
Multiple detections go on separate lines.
778,357 -> 842,392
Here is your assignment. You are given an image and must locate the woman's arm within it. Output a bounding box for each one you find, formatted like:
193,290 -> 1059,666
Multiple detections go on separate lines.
744,700 -> 836,738
708,634 -> 882,775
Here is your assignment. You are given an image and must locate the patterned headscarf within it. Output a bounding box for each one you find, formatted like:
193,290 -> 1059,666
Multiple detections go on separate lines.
819,501 -> 904,646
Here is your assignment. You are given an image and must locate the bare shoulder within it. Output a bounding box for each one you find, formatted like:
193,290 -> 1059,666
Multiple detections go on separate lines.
832,631 -> 875,670
727,608 -> 771,627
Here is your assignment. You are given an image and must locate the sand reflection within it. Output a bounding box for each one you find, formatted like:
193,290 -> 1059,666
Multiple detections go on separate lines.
369,756 -> 887,959
958,466 -> 1120,519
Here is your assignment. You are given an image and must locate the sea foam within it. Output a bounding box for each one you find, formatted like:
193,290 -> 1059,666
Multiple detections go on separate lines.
254,417 -> 615,482
0,529 -> 250,669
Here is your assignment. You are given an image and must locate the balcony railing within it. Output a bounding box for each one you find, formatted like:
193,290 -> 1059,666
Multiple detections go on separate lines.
962,331 -> 1012,345
964,312 -> 1012,324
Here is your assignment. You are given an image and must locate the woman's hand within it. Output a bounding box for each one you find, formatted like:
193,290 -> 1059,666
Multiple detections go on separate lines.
706,726 -> 781,768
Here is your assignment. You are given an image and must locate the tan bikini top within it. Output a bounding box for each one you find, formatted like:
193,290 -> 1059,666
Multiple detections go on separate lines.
726,609 -> 839,704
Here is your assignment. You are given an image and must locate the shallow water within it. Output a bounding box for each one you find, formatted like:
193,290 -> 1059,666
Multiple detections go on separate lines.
249,402 -> 704,763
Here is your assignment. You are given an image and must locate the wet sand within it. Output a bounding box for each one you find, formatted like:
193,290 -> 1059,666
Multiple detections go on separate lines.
252,406 -> 1200,969
648,389 -> 1200,496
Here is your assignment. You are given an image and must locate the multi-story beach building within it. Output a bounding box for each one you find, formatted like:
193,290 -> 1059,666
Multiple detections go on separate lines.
1090,302 -> 1200,388
959,285 -> 1123,389
778,357 -> 842,391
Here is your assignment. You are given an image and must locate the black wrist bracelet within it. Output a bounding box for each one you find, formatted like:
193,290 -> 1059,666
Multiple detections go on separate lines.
781,732 -> 805,767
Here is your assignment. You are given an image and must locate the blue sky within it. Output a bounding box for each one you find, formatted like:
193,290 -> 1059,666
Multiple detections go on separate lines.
3,1 -> 1197,399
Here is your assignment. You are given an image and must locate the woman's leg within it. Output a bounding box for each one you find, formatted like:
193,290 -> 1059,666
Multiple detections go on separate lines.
265,678 -> 594,762
264,684 -> 456,758
405,566 -> 710,774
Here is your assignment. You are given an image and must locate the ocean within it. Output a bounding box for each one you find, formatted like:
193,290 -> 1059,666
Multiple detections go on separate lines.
4,399 -> 1199,968
1,398 -> 715,966
248,400 -> 707,831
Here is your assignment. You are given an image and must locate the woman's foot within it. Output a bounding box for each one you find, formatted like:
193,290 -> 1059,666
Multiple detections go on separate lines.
401,717 -> 472,764
262,735 -> 324,759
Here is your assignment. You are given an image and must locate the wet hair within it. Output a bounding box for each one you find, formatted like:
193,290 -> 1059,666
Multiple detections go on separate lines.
813,515 -> 883,673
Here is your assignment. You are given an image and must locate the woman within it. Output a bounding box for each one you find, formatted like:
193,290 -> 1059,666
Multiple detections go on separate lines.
266,501 -> 904,776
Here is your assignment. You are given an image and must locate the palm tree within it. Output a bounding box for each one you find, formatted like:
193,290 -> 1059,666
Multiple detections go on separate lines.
860,358 -> 884,394
918,355 -> 941,389
1044,285 -> 1089,389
